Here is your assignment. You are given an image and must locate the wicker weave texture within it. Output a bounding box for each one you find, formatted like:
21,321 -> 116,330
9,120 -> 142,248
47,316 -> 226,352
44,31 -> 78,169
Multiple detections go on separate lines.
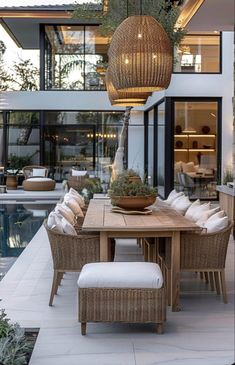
106,67 -> 149,106
44,221 -> 100,271
164,222 -> 232,270
79,287 -> 166,323
22,165 -> 48,179
108,15 -> 172,92
23,180 -> 56,191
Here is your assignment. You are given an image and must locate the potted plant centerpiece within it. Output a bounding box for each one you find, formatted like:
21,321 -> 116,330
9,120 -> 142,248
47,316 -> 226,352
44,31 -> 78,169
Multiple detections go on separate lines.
109,170 -> 157,210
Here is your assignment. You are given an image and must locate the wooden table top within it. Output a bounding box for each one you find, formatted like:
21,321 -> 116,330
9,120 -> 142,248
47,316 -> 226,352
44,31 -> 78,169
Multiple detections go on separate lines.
82,199 -> 199,232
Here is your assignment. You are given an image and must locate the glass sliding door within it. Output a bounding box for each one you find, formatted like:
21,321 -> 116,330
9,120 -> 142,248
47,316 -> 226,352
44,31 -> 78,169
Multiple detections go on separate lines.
147,109 -> 154,186
173,99 -> 220,199
44,111 -> 123,182
157,102 -> 166,198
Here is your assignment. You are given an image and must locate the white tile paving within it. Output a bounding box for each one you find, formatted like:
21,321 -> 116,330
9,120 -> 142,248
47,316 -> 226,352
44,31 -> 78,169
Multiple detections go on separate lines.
0,226 -> 234,365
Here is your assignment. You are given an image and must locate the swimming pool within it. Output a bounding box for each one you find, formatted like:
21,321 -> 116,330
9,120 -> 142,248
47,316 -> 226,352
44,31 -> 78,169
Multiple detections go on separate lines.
0,203 -> 55,258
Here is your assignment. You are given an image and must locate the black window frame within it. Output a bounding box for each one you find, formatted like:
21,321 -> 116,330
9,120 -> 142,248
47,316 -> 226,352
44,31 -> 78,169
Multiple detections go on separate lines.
173,32 -> 222,75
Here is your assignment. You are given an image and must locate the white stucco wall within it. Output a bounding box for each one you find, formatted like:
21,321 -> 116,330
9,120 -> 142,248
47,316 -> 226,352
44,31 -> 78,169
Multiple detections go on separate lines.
0,33 -> 233,180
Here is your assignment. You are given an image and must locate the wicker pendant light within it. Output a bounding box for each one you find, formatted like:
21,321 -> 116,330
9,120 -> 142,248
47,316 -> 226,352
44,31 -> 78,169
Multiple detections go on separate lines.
106,68 -> 149,106
108,15 -> 173,92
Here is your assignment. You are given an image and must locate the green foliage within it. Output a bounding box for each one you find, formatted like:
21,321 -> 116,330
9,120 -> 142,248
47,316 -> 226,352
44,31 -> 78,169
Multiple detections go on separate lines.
8,154 -> 33,172
73,0 -> 186,46
223,166 -> 233,185
109,169 -> 157,197
0,310 -> 33,365
73,177 -> 103,200
0,310 -> 10,339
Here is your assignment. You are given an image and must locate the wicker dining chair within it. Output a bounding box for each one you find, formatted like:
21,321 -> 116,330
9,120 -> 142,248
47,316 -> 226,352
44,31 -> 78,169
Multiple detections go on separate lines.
44,220 -> 100,306
162,222 -> 233,304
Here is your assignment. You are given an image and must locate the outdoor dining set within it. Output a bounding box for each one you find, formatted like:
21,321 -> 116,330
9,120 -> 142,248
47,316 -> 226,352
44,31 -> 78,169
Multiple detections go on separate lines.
44,185 -> 232,335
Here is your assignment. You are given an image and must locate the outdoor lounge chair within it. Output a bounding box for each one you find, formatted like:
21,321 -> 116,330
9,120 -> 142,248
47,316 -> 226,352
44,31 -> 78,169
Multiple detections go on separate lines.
44,220 -> 100,306
22,165 -> 56,191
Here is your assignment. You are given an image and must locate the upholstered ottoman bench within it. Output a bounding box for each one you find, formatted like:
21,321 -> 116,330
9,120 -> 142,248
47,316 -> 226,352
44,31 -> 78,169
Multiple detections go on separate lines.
77,262 -> 166,335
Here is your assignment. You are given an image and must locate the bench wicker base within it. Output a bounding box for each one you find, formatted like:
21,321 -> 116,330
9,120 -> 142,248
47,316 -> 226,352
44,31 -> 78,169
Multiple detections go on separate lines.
79,287 -> 166,335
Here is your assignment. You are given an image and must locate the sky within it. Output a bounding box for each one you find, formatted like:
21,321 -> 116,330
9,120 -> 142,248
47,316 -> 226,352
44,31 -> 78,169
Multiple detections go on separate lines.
0,25 -> 39,69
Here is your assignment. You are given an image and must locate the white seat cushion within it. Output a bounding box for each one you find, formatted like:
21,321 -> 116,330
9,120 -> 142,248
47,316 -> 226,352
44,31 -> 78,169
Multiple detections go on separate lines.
71,169 -> 88,177
78,262 -> 163,289
26,177 -> 53,182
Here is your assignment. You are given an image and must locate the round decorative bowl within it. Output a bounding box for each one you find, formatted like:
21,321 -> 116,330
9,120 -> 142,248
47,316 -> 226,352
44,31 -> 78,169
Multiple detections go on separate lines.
111,195 -> 156,210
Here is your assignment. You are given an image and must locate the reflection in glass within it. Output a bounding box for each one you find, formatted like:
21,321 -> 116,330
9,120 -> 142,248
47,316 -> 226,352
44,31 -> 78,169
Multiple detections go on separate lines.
148,109 -> 154,186
44,25 -> 109,90
174,101 -> 218,199
157,103 -> 165,198
174,34 -> 220,73
44,112 -> 123,182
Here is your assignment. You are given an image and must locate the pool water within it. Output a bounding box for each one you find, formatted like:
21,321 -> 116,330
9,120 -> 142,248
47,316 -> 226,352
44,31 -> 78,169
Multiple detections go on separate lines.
0,203 -> 55,258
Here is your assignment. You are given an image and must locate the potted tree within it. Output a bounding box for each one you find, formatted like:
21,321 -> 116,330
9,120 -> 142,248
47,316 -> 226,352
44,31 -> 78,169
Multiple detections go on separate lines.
109,170 -> 157,210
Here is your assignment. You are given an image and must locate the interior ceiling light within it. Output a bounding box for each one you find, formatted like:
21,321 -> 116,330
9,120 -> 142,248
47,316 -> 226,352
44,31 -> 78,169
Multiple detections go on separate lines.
105,68 -> 150,107
108,15 -> 173,92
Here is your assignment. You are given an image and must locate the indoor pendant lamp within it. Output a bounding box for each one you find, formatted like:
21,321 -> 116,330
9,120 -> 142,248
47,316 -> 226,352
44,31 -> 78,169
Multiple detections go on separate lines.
108,11 -> 173,92
106,67 -> 150,106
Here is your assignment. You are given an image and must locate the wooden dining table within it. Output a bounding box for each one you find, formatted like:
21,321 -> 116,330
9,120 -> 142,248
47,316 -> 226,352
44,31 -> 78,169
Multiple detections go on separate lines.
82,198 -> 200,312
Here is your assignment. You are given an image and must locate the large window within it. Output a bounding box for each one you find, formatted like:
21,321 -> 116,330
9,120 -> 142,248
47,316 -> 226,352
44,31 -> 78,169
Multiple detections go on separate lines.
6,112 -> 40,170
174,100 -> 220,199
0,113 -> 3,165
174,33 -> 221,73
44,111 -> 123,182
44,25 -> 109,90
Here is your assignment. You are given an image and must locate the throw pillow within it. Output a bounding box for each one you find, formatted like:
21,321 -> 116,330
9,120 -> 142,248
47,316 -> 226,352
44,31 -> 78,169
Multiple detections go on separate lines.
71,169 -> 88,177
171,195 -> 192,215
204,216 -> 229,234
196,207 -> 220,227
47,211 -> 63,233
165,190 -> 184,205
64,197 -> 84,217
69,188 -> 85,208
206,210 -> 225,222
55,203 -> 75,226
185,199 -> 201,220
61,217 -> 77,235
188,202 -> 211,222
32,168 -> 46,177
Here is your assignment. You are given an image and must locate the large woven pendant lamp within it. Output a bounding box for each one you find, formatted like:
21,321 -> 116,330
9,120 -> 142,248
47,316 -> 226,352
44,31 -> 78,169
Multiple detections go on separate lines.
108,14 -> 173,92
106,68 -> 150,106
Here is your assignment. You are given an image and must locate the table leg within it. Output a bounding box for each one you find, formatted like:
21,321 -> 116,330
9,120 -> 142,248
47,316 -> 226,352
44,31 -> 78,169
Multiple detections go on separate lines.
100,231 -> 109,261
171,231 -> 181,311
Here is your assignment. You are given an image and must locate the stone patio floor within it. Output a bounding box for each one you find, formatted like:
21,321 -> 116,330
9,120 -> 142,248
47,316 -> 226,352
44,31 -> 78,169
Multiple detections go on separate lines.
0,225 -> 234,365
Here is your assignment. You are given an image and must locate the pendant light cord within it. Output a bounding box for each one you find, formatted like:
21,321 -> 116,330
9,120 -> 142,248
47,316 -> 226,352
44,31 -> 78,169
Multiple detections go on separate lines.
140,0 -> 143,15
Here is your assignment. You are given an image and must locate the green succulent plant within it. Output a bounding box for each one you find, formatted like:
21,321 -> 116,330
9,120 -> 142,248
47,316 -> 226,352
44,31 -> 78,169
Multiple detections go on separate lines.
109,169 -> 157,197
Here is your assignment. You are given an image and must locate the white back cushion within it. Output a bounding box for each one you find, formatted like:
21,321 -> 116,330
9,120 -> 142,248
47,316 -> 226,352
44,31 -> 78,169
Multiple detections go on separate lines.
47,211 -> 63,233
204,216 -> 229,234
165,190 -> 184,204
196,207 -> 220,227
206,210 -> 225,222
61,217 -> 77,235
55,203 -> 75,225
69,188 -> 85,208
185,199 -> 201,220
71,169 -> 87,177
186,202 -> 211,222
64,196 -> 84,217
171,195 -> 192,215
32,168 -> 46,177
